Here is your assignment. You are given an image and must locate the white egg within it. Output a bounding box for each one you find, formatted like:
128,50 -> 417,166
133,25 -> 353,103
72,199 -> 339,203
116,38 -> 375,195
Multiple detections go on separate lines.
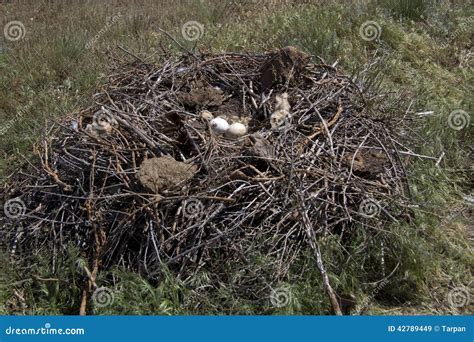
225,122 -> 247,138
210,117 -> 229,134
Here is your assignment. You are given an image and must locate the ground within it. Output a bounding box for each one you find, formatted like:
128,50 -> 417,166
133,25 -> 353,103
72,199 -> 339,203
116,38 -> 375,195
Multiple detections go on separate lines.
0,0 -> 472,315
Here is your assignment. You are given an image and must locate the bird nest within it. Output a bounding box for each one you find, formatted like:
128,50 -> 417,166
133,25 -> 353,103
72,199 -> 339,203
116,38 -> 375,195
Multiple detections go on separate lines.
1,47 -> 411,310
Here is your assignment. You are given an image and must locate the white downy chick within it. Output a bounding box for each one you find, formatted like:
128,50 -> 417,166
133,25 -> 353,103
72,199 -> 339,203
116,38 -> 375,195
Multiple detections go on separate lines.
200,110 -> 214,122
270,93 -> 291,129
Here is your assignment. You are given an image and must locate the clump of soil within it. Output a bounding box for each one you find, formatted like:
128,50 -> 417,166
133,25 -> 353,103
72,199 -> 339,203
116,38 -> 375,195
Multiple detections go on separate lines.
260,46 -> 311,90
138,156 -> 197,194
177,86 -> 224,108
344,150 -> 389,177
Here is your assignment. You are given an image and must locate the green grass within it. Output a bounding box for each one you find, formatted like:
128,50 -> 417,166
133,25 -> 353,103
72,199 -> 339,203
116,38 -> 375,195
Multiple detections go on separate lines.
1,0 -> 472,315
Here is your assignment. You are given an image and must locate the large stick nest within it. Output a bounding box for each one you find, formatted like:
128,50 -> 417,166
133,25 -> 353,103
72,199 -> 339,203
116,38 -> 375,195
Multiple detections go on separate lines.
1,47 -> 411,286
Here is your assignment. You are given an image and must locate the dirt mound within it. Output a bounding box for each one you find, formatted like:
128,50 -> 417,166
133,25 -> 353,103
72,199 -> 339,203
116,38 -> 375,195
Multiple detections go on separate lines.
138,157 -> 197,194
177,85 -> 224,108
261,46 -> 310,90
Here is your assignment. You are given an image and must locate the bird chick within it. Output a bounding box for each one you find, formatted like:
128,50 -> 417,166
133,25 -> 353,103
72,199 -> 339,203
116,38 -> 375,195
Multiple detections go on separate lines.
86,108 -> 118,136
275,93 -> 290,112
249,133 -> 274,159
270,93 -> 291,129
200,110 -> 214,122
